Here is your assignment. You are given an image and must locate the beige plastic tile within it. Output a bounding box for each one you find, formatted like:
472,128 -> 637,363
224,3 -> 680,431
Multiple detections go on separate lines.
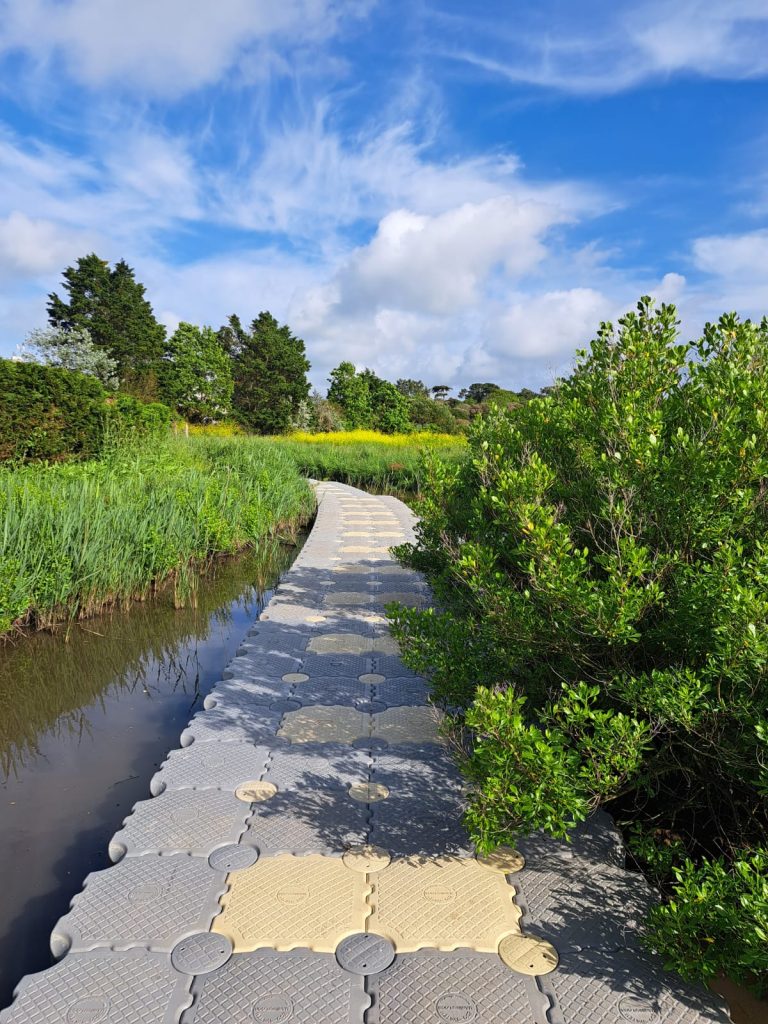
278,706 -> 370,743
372,706 -> 445,745
375,566 -> 417,576
340,546 -> 392,555
308,634 -> 372,655
212,854 -> 370,951
476,847 -> 525,873
372,636 -> 400,655
324,592 -> 373,607
332,564 -> 376,574
235,781 -> 277,803
367,856 -> 521,952
342,845 -> 392,873
498,933 -> 558,975
343,531 -> 378,537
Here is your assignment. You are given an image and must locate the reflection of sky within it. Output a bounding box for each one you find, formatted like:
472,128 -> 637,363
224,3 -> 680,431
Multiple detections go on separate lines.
0,549 -> 285,1010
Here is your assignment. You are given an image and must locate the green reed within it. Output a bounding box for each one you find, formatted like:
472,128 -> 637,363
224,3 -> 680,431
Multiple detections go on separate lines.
0,436 -> 315,636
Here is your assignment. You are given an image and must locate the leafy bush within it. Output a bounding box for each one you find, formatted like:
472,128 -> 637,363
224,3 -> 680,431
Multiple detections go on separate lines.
0,359 -> 170,462
389,299 -> 768,988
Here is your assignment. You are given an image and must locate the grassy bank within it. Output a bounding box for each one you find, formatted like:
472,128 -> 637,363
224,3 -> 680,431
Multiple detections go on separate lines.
275,429 -> 466,494
0,436 -> 314,637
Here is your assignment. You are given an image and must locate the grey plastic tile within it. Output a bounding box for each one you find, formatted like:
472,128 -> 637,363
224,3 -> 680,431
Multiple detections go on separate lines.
182,949 -> 368,1024
180,705 -> 283,746
540,946 -> 732,1024
149,741 -> 274,795
223,652 -> 302,679
512,854 -> 657,953
370,655 -> 421,678
300,653 -> 373,677
517,810 -> 626,869
372,676 -> 430,706
0,950 -> 192,1024
366,949 -> 547,1024
109,789 -> 252,860
369,798 -> 474,859
50,854 -> 226,956
260,743 -> 372,791
242,789 -> 370,855
289,675 -> 369,703
203,677 -> 293,709
370,744 -> 464,790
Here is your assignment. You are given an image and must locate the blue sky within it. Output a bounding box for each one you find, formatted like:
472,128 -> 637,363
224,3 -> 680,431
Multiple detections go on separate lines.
1,0 -> 768,391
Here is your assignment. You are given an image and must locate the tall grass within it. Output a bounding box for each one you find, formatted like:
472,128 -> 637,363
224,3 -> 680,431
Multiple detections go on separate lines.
0,436 -> 314,636
275,430 -> 466,493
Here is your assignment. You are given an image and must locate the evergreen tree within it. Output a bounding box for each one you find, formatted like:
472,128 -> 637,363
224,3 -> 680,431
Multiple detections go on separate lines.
229,312 -> 310,434
327,361 -> 373,428
47,254 -> 166,393
160,322 -> 233,422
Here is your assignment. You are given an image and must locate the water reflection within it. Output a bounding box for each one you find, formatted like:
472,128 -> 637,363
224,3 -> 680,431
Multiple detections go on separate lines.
0,541 -> 299,1009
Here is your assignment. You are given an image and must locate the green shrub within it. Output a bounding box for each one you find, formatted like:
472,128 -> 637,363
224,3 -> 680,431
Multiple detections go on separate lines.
389,298 -> 768,988
0,359 -> 171,462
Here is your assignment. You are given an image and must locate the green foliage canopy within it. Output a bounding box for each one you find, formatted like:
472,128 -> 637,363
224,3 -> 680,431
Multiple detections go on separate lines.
160,322 -> 233,423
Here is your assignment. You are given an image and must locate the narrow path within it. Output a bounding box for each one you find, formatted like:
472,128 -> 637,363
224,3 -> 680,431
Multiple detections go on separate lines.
1,483 -> 732,1023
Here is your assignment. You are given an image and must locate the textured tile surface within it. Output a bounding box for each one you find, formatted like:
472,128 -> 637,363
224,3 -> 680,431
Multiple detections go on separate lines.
149,742 -> 273,795
183,950 -> 369,1024
367,856 -> 521,951
277,705 -> 370,743
212,855 -> 370,951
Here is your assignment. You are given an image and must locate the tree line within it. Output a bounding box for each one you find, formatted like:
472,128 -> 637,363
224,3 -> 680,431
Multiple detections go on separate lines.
21,253 -> 543,435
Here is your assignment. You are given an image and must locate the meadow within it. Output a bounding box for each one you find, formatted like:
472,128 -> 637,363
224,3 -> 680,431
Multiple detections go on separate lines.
0,435 -> 314,637
274,429 -> 466,494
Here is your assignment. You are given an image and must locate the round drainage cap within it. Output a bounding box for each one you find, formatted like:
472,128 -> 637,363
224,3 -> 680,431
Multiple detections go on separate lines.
359,673 -> 385,684
475,846 -> 525,874
270,699 -> 302,714
171,933 -> 233,975
355,700 -> 387,714
348,782 -> 389,803
498,934 -> 558,976
235,780 -> 277,803
335,933 -> 395,975
342,844 -> 391,872
282,672 -> 309,683
208,845 -> 259,872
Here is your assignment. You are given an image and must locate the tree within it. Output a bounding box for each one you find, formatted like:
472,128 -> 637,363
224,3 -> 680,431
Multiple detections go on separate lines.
229,312 -> 310,434
18,326 -> 119,388
407,392 -> 460,433
360,369 -> 411,433
431,384 -> 452,399
327,362 -> 373,429
396,378 -> 429,398
458,382 -> 500,403
47,254 -> 166,393
159,323 -> 233,422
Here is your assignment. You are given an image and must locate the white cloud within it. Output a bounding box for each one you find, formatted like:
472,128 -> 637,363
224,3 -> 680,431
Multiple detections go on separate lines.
0,0 -> 372,96
487,288 -> 610,359
0,212 -> 96,278
446,2 -> 768,95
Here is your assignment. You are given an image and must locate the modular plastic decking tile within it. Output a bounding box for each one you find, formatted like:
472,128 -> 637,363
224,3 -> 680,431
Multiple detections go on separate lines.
211,855 -> 371,951
366,950 -> 548,1024
371,706 -> 445,745
149,741 -> 274,795
291,675 -> 372,707
182,950 -> 369,1024
511,854 -> 657,954
368,803 -> 474,860
370,743 -> 463,789
539,946 -> 731,1024
222,652 -> 303,679
180,705 -> 284,746
242,789 -> 370,856
371,676 -> 430,706
109,789 -> 252,860
367,857 -> 520,951
0,950 -> 192,1024
259,743 -> 372,791
300,653 -> 373,677
277,705 -> 370,744
369,655 -> 422,678
50,854 -> 226,956
203,677 -> 293,708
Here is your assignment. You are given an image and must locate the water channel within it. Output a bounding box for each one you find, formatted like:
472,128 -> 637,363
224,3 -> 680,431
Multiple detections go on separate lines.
0,541 -> 300,1009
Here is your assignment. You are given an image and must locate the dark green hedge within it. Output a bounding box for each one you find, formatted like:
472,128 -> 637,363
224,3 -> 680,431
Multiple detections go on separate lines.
0,359 -> 170,462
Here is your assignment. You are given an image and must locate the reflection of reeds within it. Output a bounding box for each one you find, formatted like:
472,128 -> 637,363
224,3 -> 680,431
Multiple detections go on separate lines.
0,542 -> 299,781
275,432 -> 465,495
0,436 -> 315,637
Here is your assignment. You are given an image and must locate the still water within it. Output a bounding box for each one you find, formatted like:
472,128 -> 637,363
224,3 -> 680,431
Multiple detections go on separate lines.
0,543 -> 299,1009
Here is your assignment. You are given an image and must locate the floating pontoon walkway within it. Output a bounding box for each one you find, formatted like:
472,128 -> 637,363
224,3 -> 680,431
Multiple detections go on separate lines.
1,483 -> 732,1023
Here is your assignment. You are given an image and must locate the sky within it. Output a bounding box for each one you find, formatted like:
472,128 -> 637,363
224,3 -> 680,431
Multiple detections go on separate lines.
1,1 -> 768,392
